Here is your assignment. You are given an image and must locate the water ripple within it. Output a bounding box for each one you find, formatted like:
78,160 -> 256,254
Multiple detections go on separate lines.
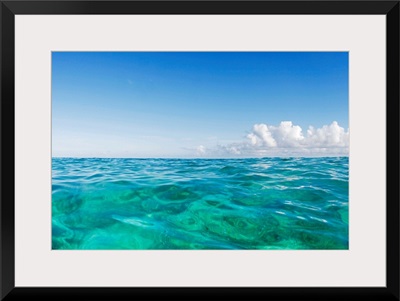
52,157 -> 349,249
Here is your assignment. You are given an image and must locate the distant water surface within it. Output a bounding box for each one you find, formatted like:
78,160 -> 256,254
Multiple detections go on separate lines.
52,157 -> 349,250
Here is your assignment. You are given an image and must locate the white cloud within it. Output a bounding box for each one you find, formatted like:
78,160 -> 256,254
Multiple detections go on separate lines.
247,123 -> 277,147
248,121 -> 306,148
306,121 -> 349,148
196,145 -> 206,155
194,121 -> 349,157
270,121 -> 305,147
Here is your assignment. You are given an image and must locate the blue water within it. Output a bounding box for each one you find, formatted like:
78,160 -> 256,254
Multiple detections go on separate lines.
52,157 -> 348,250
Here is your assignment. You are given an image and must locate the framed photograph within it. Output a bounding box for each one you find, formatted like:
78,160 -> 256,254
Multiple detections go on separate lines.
1,0 -> 399,300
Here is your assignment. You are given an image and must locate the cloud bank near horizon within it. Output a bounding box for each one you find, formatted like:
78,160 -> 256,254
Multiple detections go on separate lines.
196,121 -> 349,157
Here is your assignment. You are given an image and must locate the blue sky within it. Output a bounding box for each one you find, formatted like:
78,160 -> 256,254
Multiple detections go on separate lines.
52,52 -> 349,158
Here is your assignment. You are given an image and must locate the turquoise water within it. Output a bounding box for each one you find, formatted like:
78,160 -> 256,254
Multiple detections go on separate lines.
52,157 -> 348,250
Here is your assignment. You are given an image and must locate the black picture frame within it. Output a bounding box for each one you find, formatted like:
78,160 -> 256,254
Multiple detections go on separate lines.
1,1 -> 399,300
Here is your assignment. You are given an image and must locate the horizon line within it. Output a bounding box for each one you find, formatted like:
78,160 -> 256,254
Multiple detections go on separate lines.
52,155 -> 349,160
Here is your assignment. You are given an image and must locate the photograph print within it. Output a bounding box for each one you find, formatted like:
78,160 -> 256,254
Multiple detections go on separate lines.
52,52 -> 349,250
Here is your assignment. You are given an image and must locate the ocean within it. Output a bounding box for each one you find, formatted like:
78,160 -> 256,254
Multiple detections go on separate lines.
52,157 -> 348,250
